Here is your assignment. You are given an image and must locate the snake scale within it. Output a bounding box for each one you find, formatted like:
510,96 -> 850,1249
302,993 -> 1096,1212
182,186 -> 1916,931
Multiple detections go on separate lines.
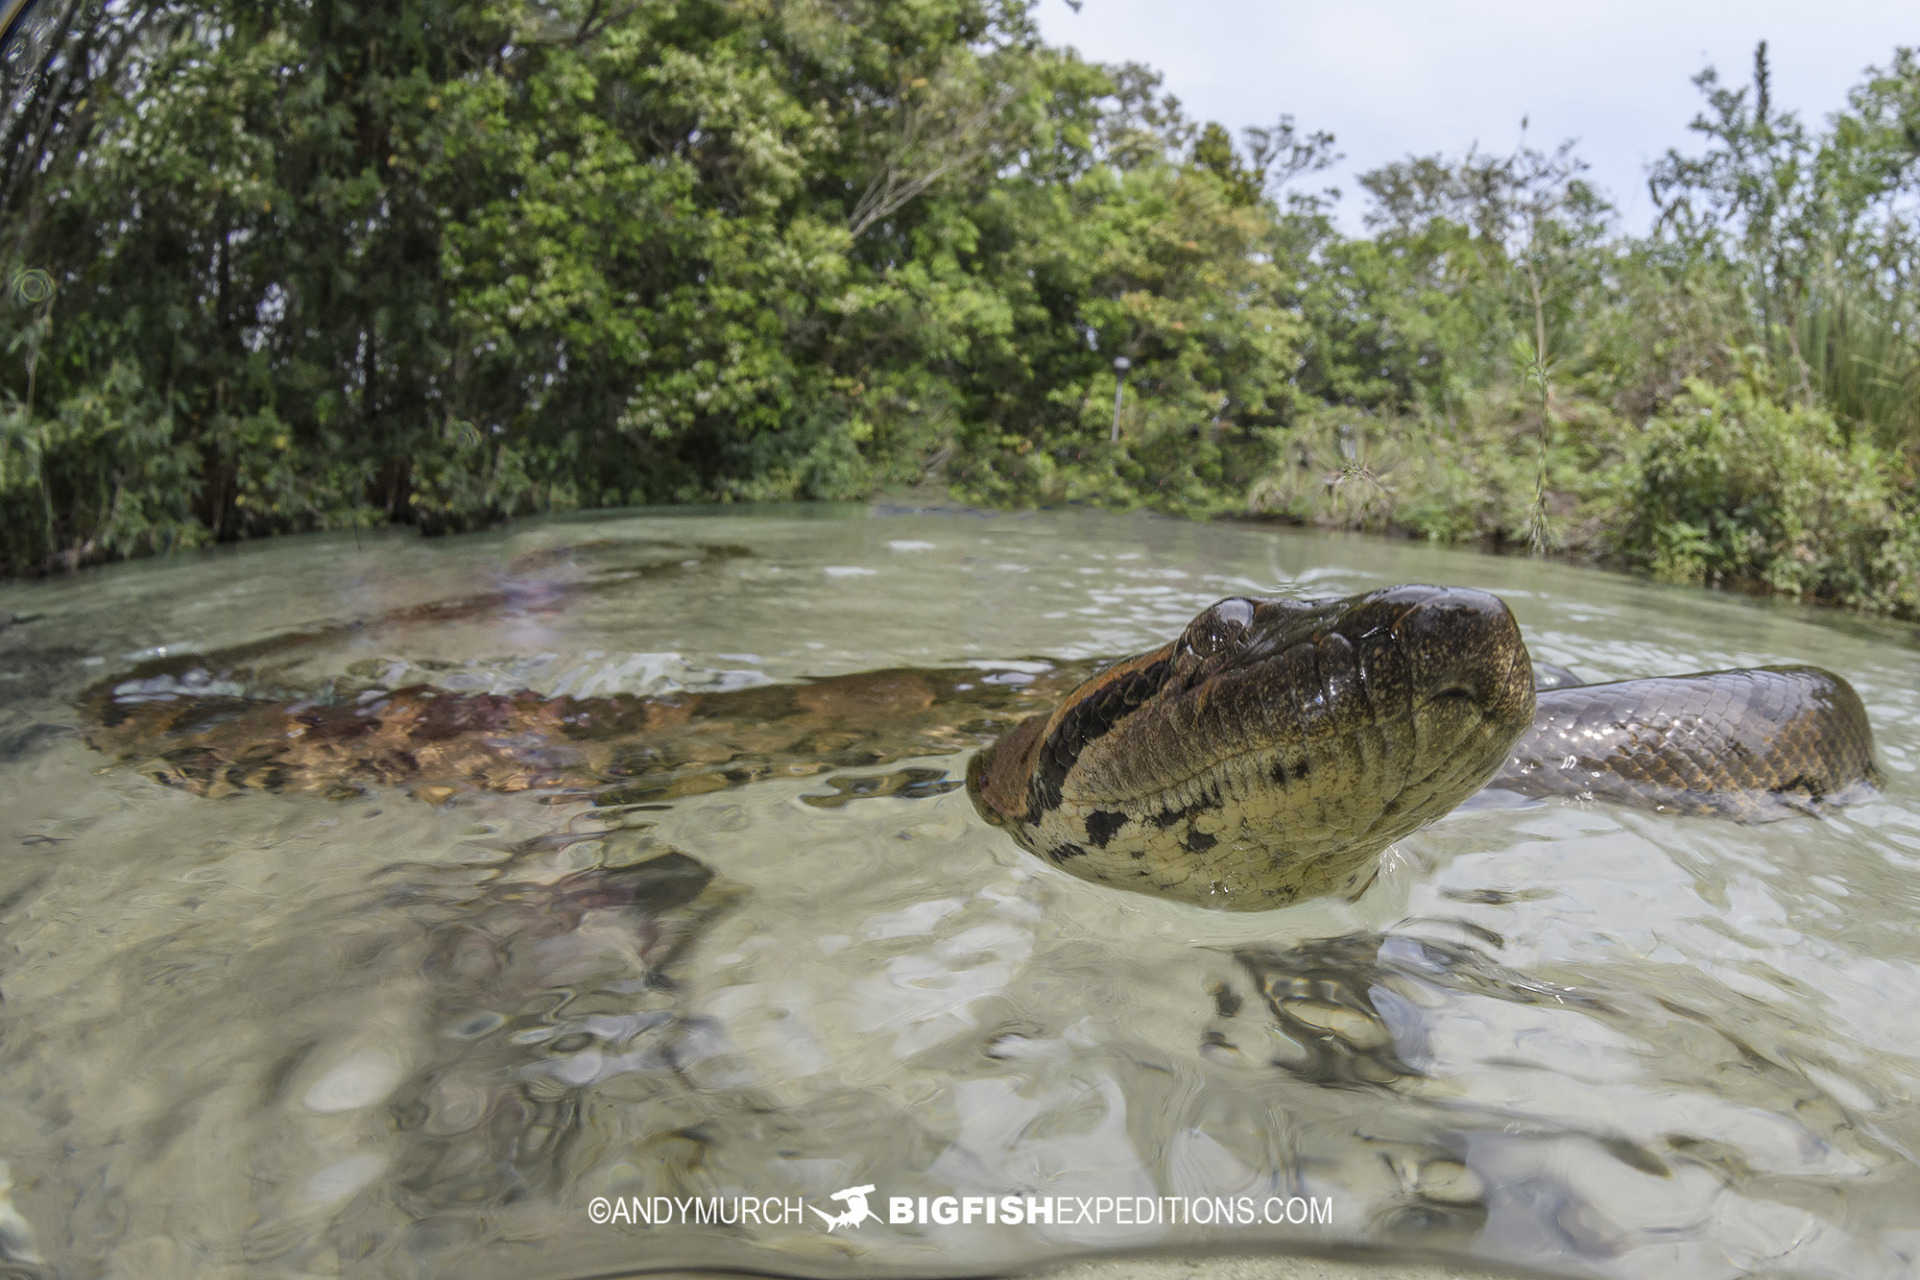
79,584 -> 1877,911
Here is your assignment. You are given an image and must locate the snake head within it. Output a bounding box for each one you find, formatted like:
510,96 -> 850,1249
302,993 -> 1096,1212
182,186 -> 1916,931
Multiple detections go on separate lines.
1169,586 -> 1536,767
969,585 -> 1537,910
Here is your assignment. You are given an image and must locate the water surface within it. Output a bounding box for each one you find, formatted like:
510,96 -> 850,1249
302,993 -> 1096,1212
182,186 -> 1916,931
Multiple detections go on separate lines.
1,505 -> 1917,1279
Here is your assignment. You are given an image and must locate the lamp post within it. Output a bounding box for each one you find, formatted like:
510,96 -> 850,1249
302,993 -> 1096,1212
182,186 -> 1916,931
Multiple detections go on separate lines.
1110,356 -> 1130,442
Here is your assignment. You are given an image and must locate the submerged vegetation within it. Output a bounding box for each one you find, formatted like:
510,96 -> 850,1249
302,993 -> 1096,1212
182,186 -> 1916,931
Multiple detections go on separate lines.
1,4 -> 1918,615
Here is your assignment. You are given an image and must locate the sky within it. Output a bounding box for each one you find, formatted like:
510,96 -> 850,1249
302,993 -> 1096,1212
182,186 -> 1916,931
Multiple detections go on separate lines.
1031,0 -> 1917,231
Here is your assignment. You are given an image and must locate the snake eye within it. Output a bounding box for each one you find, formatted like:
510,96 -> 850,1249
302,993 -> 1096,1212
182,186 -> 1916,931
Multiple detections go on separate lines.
1180,598 -> 1255,660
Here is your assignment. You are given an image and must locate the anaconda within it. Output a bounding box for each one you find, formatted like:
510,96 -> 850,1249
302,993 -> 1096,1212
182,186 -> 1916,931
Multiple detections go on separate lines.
77,584 -> 1877,911
966,586 -> 1876,907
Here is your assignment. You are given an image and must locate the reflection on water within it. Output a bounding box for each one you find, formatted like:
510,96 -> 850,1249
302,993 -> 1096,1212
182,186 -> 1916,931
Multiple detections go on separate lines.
1,506 -> 1918,1279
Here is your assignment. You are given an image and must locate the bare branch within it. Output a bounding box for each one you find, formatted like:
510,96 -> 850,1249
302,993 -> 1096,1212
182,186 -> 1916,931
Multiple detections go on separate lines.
847,63 -> 1023,240
848,100 -> 999,238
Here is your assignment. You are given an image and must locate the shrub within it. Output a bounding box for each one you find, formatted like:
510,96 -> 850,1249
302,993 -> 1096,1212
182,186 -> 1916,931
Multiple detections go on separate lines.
1611,378 -> 1920,614
0,361 -> 205,574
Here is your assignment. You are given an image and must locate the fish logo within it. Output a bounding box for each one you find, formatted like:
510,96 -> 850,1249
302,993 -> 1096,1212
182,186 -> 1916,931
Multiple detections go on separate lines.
811,1184 -> 878,1232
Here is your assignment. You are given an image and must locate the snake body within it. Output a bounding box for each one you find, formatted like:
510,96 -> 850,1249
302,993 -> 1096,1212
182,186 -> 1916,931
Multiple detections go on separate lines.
78,583 -> 1878,912
1501,666 -> 1876,821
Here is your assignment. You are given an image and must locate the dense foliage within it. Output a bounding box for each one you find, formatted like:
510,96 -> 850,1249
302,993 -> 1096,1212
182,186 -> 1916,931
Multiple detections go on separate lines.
2,10 -> 1918,614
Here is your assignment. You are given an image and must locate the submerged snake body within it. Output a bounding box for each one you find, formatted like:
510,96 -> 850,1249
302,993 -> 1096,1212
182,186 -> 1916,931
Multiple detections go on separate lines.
78,584 -> 1878,912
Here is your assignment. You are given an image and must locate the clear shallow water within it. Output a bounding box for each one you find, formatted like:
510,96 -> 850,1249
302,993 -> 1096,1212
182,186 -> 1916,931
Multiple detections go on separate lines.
0,505 -> 1917,1279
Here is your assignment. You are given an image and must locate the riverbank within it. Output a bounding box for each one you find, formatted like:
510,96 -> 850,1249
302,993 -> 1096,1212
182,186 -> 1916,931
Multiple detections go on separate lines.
1231,380 -> 1920,622
4,376 -> 1918,629
940,375 -> 1920,624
